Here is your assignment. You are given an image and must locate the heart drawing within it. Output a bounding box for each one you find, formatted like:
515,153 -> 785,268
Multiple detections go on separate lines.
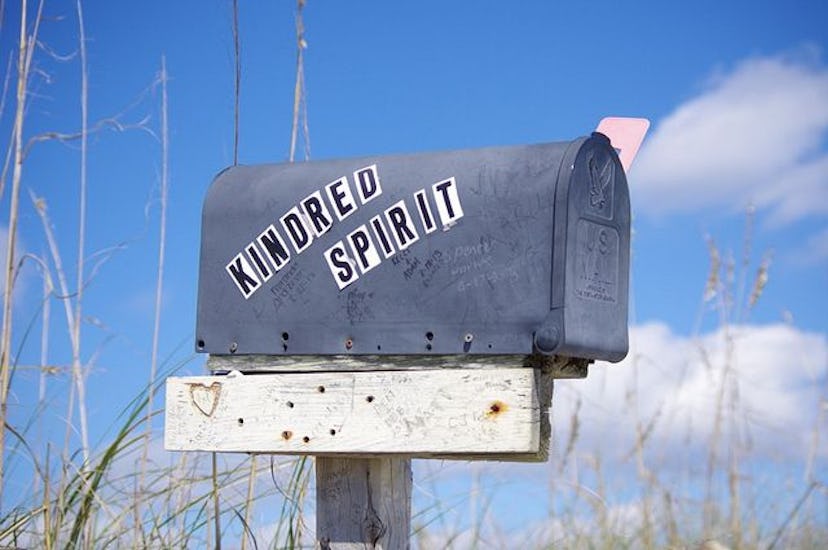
189,382 -> 222,417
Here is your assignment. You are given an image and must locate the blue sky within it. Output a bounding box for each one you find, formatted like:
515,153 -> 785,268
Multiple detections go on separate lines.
1,0 -> 827,542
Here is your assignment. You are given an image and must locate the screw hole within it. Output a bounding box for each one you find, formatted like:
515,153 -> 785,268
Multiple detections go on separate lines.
282,430 -> 292,440
345,338 -> 353,350
237,418 -> 244,426
197,339 -> 205,349
425,331 -> 434,341
281,332 -> 289,341
488,343 -> 493,349
377,344 -> 382,351
366,395 -> 374,403
329,429 -> 336,436
286,401 -> 294,408
317,386 -> 325,393
426,343 -> 432,351
302,436 -> 310,443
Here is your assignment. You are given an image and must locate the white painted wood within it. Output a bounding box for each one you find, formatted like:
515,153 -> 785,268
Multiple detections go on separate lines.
316,457 -> 411,550
164,368 -> 545,458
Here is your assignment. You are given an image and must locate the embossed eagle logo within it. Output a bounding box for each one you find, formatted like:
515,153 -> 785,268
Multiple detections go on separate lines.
588,153 -> 614,210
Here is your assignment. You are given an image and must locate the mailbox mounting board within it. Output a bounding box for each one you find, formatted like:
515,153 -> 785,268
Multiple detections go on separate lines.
196,134 -> 630,361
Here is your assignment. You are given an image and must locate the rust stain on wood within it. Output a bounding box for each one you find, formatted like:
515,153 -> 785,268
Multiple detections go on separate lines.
187,382 -> 222,417
485,400 -> 508,419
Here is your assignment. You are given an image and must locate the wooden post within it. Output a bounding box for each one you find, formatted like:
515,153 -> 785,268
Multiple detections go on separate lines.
316,457 -> 412,549
164,355 -> 571,548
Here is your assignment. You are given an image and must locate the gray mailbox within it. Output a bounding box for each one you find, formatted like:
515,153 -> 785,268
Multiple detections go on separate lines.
196,132 -> 630,362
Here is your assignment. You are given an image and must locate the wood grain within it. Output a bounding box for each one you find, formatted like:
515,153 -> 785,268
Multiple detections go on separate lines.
207,353 -> 589,379
165,367 -> 550,459
316,457 -> 411,549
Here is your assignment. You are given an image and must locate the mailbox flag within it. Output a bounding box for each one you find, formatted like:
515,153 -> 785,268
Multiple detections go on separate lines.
595,117 -> 650,174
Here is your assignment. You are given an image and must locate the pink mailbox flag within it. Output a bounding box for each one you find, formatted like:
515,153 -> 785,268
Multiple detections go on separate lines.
595,117 -> 650,174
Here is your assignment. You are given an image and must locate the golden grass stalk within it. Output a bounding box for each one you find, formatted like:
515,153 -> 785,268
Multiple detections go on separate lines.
289,0 -> 309,163
73,0 -> 91,468
0,0 -> 28,509
232,0 -> 241,167
212,452 -> 222,549
136,55 -> 170,545
0,0 -> 45,509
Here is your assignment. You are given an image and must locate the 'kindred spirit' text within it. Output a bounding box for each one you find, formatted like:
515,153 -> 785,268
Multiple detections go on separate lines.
225,164 -> 464,298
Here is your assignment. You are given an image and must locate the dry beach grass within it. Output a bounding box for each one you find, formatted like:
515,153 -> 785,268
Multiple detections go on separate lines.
0,2 -> 826,549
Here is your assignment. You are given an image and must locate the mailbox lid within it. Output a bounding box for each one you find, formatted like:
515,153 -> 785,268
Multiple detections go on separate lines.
538,133 -> 631,362
195,136 -> 629,359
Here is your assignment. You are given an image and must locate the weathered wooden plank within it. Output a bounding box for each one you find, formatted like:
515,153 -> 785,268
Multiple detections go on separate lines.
207,353 -> 589,378
316,457 -> 411,550
164,368 -> 547,458
449,367 -> 553,462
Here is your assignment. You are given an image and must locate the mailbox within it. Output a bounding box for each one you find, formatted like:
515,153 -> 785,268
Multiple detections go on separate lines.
196,132 -> 630,362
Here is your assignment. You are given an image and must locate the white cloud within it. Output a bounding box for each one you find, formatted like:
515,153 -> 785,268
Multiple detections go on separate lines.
404,322 -> 826,545
555,322 -> 828,461
633,50 -> 828,223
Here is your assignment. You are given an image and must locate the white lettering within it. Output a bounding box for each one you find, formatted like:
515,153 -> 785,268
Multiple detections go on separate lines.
370,214 -> 396,259
325,177 -> 357,221
324,240 -> 359,290
257,224 -> 291,271
348,224 -> 382,274
245,243 -> 273,282
354,164 -> 382,205
414,189 -> 437,234
226,252 -> 260,299
384,200 -> 420,251
301,190 -> 334,237
224,163 -> 466,297
432,177 -> 464,229
280,205 -> 314,254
